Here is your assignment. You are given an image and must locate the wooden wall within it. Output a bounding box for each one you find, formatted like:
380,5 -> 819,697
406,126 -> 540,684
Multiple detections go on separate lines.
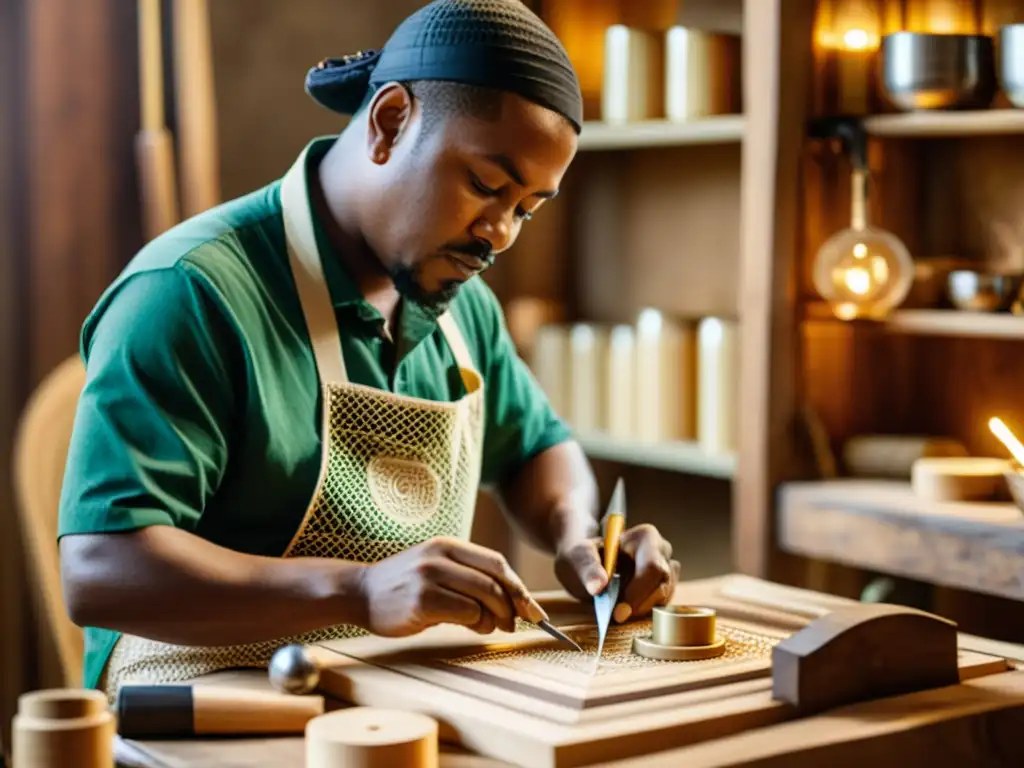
1,0 -> 145,756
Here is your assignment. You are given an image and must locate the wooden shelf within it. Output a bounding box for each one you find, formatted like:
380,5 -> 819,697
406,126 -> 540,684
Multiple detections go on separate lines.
575,432 -> 736,479
804,303 -> 1024,340
778,479 -> 1024,601
885,309 -> 1024,339
577,116 -> 745,151
862,109 -> 1024,138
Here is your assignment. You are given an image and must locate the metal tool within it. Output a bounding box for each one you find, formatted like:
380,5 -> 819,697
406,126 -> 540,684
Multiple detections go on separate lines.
594,478 -> 626,662
537,619 -> 583,652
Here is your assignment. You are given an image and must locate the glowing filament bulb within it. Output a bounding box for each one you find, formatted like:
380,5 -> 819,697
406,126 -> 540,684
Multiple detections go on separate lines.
843,267 -> 872,295
843,28 -> 870,50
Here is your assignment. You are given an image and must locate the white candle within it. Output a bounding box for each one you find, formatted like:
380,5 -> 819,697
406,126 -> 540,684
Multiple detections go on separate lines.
697,317 -> 739,455
605,324 -> 636,439
568,324 -> 607,433
665,26 -> 710,122
530,325 -> 568,419
635,310 -> 695,442
602,25 -> 662,123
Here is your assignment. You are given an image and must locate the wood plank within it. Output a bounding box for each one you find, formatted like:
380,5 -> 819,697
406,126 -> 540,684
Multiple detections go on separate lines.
778,479 -> 1024,600
590,670 -> 1024,767
734,0 -> 816,579
863,109 -> 1024,138
885,310 -> 1024,340
575,432 -> 736,478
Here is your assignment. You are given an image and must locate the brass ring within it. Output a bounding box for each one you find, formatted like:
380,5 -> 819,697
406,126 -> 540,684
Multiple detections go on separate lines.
632,635 -> 727,661
651,605 -> 717,647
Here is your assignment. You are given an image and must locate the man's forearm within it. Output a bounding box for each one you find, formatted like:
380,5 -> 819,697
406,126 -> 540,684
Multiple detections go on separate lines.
497,440 -> 600,554
60,526 -> 367,646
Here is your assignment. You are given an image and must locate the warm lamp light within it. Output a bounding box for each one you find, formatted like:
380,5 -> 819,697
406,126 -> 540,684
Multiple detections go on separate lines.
989,417 -> 1024,465
811,120 -> 913,321
813,1 -> 883,116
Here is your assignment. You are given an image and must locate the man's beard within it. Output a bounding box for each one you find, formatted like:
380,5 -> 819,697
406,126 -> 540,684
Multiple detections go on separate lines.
390,264 -> 462,320
388,248 -> 495,320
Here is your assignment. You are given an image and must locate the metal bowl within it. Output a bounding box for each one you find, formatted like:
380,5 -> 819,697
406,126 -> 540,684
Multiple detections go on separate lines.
947,270 -> 1024,312
880,32 -> 998,111
999,25 -> 1024,108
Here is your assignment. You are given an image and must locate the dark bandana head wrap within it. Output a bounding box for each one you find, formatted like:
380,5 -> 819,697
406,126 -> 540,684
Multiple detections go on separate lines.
304,0 -> 583,133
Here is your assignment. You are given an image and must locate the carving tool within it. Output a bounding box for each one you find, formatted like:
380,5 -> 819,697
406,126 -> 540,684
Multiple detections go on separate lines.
594,478 -> 626,662
537,619 -> 583,652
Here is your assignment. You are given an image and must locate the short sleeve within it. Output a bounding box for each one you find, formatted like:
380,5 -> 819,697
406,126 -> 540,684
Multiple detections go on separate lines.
464,286 -> 572,487
57,264 -> 238,540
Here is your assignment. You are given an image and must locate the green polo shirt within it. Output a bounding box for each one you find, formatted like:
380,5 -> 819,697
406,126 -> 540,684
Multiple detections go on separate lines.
57,136 -> 571,689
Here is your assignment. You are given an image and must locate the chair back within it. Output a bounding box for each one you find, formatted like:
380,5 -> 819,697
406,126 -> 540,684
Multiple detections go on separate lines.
13,355 -> 87,686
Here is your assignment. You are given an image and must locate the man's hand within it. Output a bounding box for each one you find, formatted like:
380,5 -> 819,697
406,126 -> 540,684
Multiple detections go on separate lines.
358,537 -> 548,637
554,524 -> 681,624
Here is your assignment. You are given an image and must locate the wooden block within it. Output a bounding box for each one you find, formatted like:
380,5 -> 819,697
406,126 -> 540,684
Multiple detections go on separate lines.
305,708 -> 439,768
12,689 -> 116,768
843,435 -> 969,479
772,603 -> 960,715
911,457 -> 1011,502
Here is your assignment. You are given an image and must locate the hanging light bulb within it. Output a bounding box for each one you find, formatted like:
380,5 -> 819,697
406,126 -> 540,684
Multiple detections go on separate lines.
811,120 -> 914,321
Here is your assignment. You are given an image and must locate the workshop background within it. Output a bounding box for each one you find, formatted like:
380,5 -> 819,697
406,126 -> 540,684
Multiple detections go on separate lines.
7,0 -> 1024,761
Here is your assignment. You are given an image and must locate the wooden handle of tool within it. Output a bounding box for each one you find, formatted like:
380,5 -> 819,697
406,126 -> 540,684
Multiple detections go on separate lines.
192,686 -> 325,735
602,514 -> 625,576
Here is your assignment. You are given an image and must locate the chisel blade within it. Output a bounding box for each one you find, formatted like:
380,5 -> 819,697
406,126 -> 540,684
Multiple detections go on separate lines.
593,573 -> 621,665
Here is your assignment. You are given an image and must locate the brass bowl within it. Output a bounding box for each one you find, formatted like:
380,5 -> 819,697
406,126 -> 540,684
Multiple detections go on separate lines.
880,32 -> 998,111
947,270 -> 1024,312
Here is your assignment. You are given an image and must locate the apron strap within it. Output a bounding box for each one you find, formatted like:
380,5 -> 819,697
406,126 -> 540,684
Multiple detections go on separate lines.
280,146 -> 349,384
436,311 -> 478,374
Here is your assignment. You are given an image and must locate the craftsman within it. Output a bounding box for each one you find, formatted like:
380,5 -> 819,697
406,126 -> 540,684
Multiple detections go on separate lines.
57,0 -> 680,696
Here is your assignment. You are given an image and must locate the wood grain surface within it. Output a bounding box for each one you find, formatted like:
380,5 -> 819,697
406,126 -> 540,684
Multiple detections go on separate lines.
777,480 -> 1024,601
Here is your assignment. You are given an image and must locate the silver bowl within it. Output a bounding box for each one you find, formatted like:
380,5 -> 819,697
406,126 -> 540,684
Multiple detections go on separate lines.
999,25 -> 1024,108
880,32 -> 998,111
947,270 -> 1024,312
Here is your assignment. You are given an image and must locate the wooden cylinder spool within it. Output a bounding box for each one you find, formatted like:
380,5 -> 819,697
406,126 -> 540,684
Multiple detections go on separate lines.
12,688 -> 116,768
306,707 -> 439,768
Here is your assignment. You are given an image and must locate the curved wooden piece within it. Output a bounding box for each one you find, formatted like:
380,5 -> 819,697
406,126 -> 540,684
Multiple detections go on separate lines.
771,603 -> 959,715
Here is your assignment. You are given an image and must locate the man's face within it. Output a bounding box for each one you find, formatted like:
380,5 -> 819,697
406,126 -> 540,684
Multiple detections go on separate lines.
363,85 -> 578,313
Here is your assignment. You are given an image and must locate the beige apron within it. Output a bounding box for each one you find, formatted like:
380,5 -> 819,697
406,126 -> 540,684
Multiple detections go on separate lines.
99,145 -> 485,699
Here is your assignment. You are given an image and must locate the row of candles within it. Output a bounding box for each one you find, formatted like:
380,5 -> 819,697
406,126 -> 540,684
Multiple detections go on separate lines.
602,24 -> 741,124
528,310 -> 739,456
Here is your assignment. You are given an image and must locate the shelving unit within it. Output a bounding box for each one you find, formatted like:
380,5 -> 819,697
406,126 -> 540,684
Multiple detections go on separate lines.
740,0 -> 1024,618
576,433 -> 736,478
489,0 -> 749,505
577,116 -> 745,151
777,479 -> 1024,601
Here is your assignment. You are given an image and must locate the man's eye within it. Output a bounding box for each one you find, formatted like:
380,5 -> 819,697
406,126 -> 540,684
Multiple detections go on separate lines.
516,208 -> 534,221
470,174 -> 499,196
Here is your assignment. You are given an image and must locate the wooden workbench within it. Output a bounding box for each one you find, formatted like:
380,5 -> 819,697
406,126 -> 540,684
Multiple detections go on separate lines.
112,575 -> 1024,768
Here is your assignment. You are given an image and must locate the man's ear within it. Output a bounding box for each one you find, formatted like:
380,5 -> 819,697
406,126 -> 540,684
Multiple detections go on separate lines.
365,81 -> 415,165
